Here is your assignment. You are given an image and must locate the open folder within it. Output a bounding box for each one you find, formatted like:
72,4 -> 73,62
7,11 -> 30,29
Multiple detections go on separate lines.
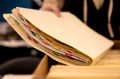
3,7 -> 114,66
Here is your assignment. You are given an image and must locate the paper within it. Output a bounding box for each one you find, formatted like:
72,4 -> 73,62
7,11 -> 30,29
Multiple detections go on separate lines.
2,74 -> 33,79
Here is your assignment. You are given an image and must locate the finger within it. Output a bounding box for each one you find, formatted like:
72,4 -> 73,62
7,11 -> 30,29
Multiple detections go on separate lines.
39,7 -> 49,11
52,7 -> 61,17
39,6 -> 61,17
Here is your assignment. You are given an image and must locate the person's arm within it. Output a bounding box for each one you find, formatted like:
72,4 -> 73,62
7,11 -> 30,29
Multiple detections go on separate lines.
40,0 -> 64,16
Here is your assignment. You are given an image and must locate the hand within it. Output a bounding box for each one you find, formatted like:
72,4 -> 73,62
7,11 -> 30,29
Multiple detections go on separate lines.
40,3 -> 61,17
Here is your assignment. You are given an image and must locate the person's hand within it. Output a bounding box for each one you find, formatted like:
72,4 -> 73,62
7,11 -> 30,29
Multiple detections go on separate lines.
40,3 -> 61,17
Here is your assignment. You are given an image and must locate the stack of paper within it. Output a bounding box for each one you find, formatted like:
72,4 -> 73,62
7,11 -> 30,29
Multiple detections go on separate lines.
46,50 -> 120,79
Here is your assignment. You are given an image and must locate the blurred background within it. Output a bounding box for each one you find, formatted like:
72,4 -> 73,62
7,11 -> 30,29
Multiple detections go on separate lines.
0,0 -> 44,76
